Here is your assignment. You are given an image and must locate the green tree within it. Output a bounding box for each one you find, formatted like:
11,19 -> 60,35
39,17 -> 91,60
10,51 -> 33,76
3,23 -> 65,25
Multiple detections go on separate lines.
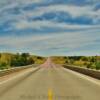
95,62 -> 100,70
0,62 -> 8,70
27,57 -> 35,64
86,62 -> 96,69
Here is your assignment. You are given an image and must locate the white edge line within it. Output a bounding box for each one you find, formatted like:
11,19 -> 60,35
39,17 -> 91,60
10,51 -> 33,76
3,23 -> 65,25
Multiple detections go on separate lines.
62,67 -> 100,86
0,67 -> 38,85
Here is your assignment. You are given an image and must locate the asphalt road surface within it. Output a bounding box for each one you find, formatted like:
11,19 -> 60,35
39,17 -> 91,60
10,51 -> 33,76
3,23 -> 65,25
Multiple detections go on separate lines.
0,58 -> 100,100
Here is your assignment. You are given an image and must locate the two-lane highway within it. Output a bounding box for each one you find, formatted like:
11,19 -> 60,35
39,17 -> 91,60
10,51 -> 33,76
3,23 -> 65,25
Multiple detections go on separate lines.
0,58 -> 100,100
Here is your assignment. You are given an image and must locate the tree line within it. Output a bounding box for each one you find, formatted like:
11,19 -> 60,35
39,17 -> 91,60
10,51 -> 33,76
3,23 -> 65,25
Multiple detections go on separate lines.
52,56 -> 100,70
0,53 -> 45,70
67,56 -> 100,70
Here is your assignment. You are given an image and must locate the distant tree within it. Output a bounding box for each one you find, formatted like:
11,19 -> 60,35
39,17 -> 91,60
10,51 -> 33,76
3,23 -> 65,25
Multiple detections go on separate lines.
21,53 -> 30,58
0,53 -> 45,69
0,62 -> 8,70
86,62 -> 96,69
90,57 -> 96,63
37,56 -> 42,60
64,56 -> 67,59
27,57 -> 35,64
81,56 -> 89,61
65,60 -> 69,64
0,53 -> 1,58
11,53 -> 29,66
95,62 -> 100,70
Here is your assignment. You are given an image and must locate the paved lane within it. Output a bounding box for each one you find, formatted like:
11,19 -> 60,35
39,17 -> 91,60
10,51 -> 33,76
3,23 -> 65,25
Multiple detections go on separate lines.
0,58 -> 100,100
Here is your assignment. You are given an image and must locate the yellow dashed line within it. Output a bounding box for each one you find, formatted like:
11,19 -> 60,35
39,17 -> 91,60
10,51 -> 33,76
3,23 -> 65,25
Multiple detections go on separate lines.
48,89 -> 53,100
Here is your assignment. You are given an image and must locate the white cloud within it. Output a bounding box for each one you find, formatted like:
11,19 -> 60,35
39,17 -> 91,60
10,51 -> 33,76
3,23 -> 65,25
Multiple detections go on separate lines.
36,4 -> 90,17
0,0 -> 100,56
0,0 -> 100,30
0,0 -> 43,14
34,5 -> 97,25
0,30 -> 100,54
14,4 -> 100,26
0,34 -> 52,48
12,19 -> 100,30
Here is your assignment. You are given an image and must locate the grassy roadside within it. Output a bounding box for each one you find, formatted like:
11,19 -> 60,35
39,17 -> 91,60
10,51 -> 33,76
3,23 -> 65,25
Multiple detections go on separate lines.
0,53 -> 46,70
51,56 -> 100,70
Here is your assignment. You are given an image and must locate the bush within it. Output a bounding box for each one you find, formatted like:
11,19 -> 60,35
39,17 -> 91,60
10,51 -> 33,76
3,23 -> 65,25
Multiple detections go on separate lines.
0,62 -> 8,70
86,63 -> 96,69
95,62 -> 100,70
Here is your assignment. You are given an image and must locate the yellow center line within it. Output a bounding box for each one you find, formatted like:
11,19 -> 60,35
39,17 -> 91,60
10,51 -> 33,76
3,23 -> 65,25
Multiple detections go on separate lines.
48,89 -> 53,100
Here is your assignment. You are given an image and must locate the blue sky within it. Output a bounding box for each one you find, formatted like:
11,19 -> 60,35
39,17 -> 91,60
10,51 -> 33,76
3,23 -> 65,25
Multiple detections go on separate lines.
0,0 -> 100,56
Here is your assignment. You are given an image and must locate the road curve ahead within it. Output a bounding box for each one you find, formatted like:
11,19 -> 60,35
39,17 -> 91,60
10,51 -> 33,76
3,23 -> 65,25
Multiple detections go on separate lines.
0,58 -> 100,100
